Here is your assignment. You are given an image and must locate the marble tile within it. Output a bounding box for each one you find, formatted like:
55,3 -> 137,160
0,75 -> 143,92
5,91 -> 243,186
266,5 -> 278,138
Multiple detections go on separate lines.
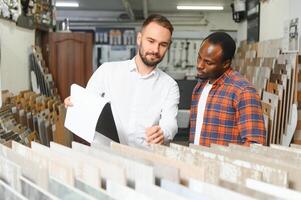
20,176 -> 58,200
49,176 -> 96,200
106,180 -> 151,200
71,142 -> 127,186
110,142 -> 210,185
92,142 -> 180,183
161,179 -> 207,200
188,178 -> 255,200
87,142 -> 154,186
1,142 -> 49,190
0,155 -> 22,192
50,142 -> 100,187
75,178 -> 114,200
136,182 -> 187,200
0,179 -> 27,200
51,141 -> 126,187
31,142 -> 74,186
246,178 -> 301,199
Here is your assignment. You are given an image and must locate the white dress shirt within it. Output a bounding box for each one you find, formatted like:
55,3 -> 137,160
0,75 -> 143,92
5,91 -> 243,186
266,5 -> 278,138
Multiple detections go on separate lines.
86,58 -> 179,148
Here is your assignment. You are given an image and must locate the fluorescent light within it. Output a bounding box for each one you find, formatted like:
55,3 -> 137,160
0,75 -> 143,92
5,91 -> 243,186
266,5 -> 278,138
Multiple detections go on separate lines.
177,5 -> 224,10
56,2 -> 79,7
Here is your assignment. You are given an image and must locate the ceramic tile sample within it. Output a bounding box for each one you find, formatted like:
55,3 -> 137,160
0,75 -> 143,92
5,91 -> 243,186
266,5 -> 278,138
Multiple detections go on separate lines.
3,142 -> 49,190
74,178 -> 114,200
49,176 -> 96,200
188,178 -> 255,200
0,179 -> 27,200
246,178 -> 301,199
0,155 -> 22,192
87,142 -> 154,186
50,142 -> 100,187
110,142 -> 210,185
189,143 -> 289,188
31,142 -> 75,186
161,179 -> 207,200
106,180 -> 152,200
11,141 -> 49,190
52,141 -> 126,187
136,182 -> 187,200
20,176 -> 58,200
92,142 -> 180,183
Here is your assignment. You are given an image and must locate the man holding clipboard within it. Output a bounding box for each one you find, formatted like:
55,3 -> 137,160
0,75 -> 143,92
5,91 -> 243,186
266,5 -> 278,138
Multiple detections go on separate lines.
64,14 -> 179,148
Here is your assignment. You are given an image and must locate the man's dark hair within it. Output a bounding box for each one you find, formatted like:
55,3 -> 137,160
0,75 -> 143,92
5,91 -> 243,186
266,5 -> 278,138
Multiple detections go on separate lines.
142,14 -> 173,35
203,32 -> 236,62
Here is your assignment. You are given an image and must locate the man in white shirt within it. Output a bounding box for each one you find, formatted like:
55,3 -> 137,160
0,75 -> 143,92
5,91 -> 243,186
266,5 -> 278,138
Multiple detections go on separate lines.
64,14 -> 179,148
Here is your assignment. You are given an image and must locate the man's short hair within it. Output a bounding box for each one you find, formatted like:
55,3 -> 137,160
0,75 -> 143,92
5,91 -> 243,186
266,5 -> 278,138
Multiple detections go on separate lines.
203,32 -> 236,62
142,14 -> 174,35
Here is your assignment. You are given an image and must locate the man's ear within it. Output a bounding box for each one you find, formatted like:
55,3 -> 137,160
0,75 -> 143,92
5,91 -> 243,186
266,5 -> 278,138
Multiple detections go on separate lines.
137,32 -> 142,46
168,40 -> 173,49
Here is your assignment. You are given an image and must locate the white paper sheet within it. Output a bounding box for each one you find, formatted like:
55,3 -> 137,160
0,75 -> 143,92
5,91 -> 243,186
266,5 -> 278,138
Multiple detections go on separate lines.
64,84 -> 108,143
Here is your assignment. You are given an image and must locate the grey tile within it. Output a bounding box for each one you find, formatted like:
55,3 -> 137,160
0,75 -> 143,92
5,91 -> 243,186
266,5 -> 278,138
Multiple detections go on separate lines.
74,178 -> 114,200
0,179 -> 27,200
49,176 -> 96,200
20,176 -> 58,200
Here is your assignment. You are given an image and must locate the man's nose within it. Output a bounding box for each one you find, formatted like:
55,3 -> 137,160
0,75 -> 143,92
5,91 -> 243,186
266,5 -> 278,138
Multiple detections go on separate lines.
152,44 -> 160,53
197,60 -> 205,69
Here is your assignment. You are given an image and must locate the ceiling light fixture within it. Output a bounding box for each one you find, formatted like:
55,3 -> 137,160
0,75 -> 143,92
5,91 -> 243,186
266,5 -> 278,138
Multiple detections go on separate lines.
177,5 -> 224,11
56,2 -> 79,7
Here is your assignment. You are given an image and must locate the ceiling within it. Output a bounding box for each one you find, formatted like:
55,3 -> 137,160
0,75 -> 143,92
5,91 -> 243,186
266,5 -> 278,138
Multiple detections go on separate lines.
56,0 -> 234,26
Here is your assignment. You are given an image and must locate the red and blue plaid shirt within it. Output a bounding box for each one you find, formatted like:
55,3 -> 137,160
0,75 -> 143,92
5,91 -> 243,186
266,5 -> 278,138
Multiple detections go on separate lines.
189,68 -> 266,146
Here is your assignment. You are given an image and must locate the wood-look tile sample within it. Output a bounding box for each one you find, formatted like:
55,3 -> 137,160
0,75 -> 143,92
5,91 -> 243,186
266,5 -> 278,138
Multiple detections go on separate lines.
20,176 -> 58,200
106,180 -> 151,200
0,179 -> 27,200
49,176 -> 96,200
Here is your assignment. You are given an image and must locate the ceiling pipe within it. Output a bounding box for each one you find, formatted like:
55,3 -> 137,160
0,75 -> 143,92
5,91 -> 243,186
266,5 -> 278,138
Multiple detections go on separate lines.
142,0 -> 148,19
122,0 -> 135,21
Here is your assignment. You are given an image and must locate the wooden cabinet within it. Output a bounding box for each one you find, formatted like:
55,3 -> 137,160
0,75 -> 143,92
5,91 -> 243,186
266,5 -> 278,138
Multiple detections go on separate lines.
43,32 -> 93,100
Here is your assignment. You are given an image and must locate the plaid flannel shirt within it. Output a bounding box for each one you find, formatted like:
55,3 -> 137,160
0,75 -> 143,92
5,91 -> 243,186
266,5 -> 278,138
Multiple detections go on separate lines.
189,68 -> 266,146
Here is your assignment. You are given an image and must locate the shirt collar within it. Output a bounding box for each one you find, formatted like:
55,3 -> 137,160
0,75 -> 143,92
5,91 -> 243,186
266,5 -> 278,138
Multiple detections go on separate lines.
129,56 -> 158,78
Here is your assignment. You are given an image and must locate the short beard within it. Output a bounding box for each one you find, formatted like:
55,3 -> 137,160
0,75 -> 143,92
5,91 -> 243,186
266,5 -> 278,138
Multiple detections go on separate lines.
139,48 -> 163,67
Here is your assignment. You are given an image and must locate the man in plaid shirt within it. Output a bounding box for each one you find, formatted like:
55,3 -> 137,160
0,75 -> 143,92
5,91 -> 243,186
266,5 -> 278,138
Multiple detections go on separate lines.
189,32 -> 266,146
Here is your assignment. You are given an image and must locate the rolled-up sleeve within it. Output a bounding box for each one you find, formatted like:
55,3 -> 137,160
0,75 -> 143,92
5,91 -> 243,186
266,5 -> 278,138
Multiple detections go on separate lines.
236,87 -> 266,146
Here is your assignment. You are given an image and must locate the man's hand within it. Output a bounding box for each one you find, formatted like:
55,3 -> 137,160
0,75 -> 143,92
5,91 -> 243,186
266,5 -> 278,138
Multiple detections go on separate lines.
64,96 -> 73,108
146,125 -> 164,144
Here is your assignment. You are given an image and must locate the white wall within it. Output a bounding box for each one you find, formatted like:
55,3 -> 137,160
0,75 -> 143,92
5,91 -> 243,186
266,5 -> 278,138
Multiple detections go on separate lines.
236,20 -> 247,44
0,19 -> 35,94
260,0 -> 290,41
235,0 -> 301,43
